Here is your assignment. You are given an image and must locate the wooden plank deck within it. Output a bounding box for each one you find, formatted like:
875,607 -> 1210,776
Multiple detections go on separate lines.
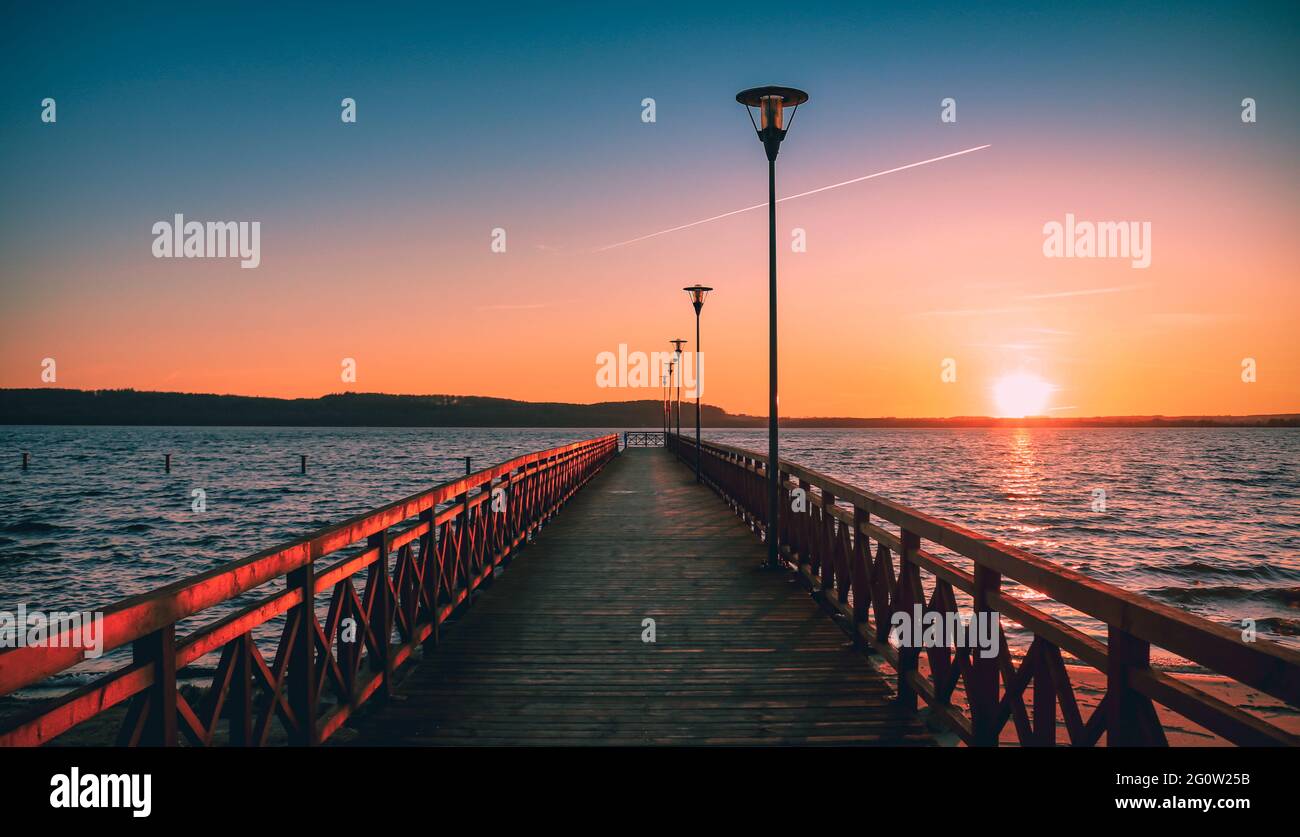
339,448 -> 934,746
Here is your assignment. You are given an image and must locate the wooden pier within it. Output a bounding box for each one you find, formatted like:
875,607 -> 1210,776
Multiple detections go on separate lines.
340,447 -> 929,745
1,432 -> 1298,747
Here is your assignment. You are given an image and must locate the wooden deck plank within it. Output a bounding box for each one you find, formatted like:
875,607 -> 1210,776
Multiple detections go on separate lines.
339,448 -> 933,746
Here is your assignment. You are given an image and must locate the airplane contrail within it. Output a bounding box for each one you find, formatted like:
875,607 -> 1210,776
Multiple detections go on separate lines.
594,143 -> 991,252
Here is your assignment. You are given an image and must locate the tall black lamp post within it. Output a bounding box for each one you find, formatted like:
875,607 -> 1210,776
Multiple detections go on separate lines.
736,85 -> 807,569
670,338 -> 687,444
682,286 -> 711,482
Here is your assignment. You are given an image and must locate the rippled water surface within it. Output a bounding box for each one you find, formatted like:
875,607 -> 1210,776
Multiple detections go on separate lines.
1,426 -> 1297,685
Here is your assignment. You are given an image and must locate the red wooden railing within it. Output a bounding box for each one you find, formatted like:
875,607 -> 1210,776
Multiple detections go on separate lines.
669,433 -> 1300,746
0,434 -> 619,746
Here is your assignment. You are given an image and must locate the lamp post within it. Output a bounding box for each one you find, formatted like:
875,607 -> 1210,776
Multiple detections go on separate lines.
660,371 -> 665,436
664,361 -> 674,438
670,338 -> 688,445
683,286 -> 711,482
737,85 -> 807,569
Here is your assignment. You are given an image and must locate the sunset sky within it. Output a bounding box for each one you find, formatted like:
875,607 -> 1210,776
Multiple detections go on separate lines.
2,1 -> 1297,417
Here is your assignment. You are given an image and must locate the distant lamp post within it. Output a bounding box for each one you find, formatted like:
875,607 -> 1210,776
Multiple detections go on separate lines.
670,338 -> 688,443
664,361 -> 675,437
737,85 -> 807,569
683,285 -> 712,483
660,371 -> 665,435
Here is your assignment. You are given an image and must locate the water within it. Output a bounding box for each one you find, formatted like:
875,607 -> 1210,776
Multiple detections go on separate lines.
1,426 -> 1297,688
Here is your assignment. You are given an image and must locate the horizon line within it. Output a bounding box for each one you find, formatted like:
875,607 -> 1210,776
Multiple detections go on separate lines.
4,387 -> 1296,423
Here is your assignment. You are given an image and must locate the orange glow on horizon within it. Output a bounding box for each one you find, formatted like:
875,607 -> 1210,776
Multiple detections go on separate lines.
2,140 -> 1296,419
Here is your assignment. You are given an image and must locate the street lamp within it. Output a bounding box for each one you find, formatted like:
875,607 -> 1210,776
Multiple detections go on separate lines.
736,85 -> 807,569
670,338 -> 688,444
683,285 -> 712,483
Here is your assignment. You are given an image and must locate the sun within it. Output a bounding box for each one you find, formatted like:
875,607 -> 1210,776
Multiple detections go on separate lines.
992,372 -> 1055,417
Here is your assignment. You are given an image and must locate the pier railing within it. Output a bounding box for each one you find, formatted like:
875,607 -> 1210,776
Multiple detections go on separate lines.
669,433 -> 1300,746
623,431 -> 666,448
0,434 -> 619,746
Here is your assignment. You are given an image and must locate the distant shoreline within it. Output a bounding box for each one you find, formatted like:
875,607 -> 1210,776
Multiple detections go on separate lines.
2,388 -> 1297,428
4,422 -> 1299,430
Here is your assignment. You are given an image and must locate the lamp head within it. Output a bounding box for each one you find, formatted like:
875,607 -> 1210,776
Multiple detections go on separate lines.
683,285 -> 713,314
736,86 -> 808,161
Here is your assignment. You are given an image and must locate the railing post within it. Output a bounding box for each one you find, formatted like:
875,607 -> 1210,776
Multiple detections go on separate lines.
459,469 -> 475,594
287,555 -> 318,745
851,508 -> 871,630
419,506 -> 440,651
794,477 -> 811,569
133,625 -> 177,746
229,633 -> 254,745
895,529 -> 922,712
970,564 -> 1002,746
368,529 -> 393,700
482,476 -> 499,575
1106,627 -> 1165,746
820,491 -> 837,591
1032,645 -> 1056,746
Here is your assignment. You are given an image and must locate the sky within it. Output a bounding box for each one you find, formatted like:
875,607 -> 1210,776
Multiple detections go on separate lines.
1,0 -> 1297,417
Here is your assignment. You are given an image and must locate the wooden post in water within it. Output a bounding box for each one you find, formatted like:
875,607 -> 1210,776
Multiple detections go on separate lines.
21,452 -> 29,471
301,454 -> 307,474
164,453 -> 171,473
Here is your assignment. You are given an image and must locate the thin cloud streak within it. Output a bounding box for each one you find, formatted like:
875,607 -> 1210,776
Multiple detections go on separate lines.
1019,284 -> 1148,300
475,302 -> 559,311
915,306 -> 1031,317
594,144 -> 992,252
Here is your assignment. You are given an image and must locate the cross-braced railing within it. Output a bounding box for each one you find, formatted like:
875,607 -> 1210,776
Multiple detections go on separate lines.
0,434 -> 619,746
668,433 -> 1300,746
623,431 -> 666,448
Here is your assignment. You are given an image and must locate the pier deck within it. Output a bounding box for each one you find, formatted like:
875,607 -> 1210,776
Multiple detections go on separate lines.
341,449 -> 932,746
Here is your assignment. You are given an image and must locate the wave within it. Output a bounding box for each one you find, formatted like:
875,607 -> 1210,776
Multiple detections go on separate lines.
1155,560 -> 1300,583
1255,617 -> 1300,636
0,519 -> 64,535
1148,584 -> 1300,607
